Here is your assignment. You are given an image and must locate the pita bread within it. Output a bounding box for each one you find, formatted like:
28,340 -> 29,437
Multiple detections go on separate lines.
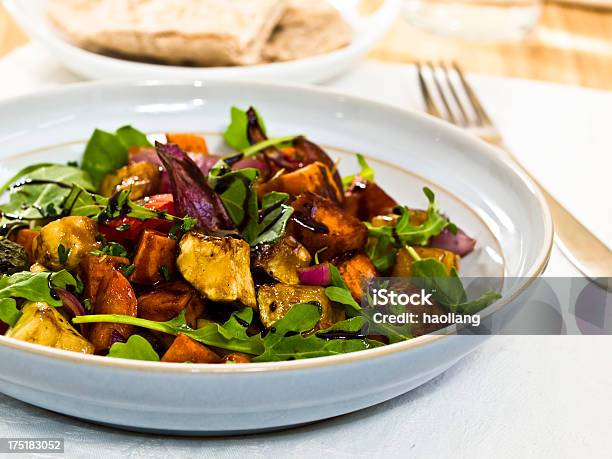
47,0 -> 287,66
263,0 -> 352,62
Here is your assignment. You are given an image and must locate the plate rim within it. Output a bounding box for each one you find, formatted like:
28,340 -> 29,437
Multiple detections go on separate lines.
0,78 -> 554,373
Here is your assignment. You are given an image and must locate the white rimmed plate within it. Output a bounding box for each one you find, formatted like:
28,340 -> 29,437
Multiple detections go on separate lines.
0,80 -> 552,434
4,0 -> 401,83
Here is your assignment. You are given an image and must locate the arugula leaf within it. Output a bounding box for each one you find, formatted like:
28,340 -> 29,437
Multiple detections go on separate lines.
365,188 -> 449,256
0,297 -> 20,327
342,153 -> 375,187
224,106 -> 256,151
324,265 -> 361,315
107,335 -> 160,361
409,255 -> 501,314
241,136 -> 298,157
74,308 -> 264,355
253,303 -> 380,362
0,163 -> 54,194
365,236 -> 396,272
0,165 -> 96,232
81,126 -> 150,188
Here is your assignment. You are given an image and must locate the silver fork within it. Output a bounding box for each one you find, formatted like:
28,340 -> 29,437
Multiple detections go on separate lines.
417,61 -> 611,290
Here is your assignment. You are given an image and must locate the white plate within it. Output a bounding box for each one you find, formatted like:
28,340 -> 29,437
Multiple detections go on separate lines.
4,0 -> 401,83
0,80 -> 552,434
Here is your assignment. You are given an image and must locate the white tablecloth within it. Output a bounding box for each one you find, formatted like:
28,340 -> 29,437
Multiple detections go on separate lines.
0,45 -> 610,458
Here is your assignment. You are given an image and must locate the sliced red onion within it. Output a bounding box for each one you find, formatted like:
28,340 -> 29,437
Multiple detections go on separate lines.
232,158 -> 269,177
430,227 -> 476,256
56,289 -> 88,335
298,263 -> 332,286
155,142 -> 234,232
129,148 -> 161,166
110,329 -> 126,346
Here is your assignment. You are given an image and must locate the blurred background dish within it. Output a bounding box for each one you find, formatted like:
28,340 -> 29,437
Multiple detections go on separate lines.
4,0 -> 401,83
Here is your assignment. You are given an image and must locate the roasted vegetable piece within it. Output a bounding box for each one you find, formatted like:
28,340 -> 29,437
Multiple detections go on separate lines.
257,284 -> 337,329
129,229 -> 176,285
370,210 -> 427,228
88,270 -> 138,353
344,178 -> 397,221
32,216 -> 98,270
338,253 -> 378,302
222,352 -> 252,364
99,193 -> 174,244
292,137 -> 343,195
138,281 -> 204,328
161,334 -> 221,363
290,193 -> 368,261
257,162 -> 342,204
253,236 -> 311,284
392,246 -> 460,278
177,232 -> 257,308
156,142 -> 234,232
78,253 -> 129,305
0,238 -> 29,275
6,302 -> 94,354
99,162 -> 161,200
9,228 -> 39,262
165,133 -> 209,154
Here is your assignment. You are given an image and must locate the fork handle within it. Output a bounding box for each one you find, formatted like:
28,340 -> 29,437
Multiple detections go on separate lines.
497,143 -> 612,290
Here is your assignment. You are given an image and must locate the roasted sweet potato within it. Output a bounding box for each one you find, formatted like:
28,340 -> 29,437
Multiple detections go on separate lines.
161,334 -> 221,363
166,133 -> 209,154
177,233 -> 257,308
130,229 -> 176,285
338,253 -> 378,302
257,162 -> 342,204
392,246 -> 459,278
10,228 -> 39,262
290,193 -> 368,261
344,178 -> 397,221
88,270 -> 137,353
79,253 -> 129,305
253,236 -> 311,284
138,281 -> 204,327
257,284 -> 338,329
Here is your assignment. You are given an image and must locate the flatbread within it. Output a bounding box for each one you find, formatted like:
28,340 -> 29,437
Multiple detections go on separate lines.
47,0 -> 287,66
263,0 -> 352,62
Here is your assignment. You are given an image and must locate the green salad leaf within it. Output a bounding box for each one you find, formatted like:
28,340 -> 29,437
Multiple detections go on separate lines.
81,126 -> 151,188
342,153 -> 375,187
407,248 -> 501,314
0,164 -> 95,232
108,335 -> 160,362
0,270 -> 78,326
324,264 -> 361,315
0,298 -> 20,327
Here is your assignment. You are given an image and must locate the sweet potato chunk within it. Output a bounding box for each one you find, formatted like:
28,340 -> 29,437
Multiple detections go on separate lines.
177,233 -> 257,308
392,247 -> 459,278
165,133 -> 209,154
253,236 -> 311,284
88,270 -> 137,353
344,179 -> 397,221
99,162 -> 161,200
258,162 -> 342,204
130,229 -> 176,285
257,284 -> 338,329
290,193 -> 368,261
338,253 -> 378,302
79,253 -> 129,305
161,334 -> 220,363
138,281 -> 204,328
10,228 -> 39,262
223,352 -> 252,364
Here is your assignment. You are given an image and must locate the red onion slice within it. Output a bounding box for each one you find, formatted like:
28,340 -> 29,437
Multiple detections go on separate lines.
430,227 -> 476,256
298,263 -> 332,286
56,289 -> 88,335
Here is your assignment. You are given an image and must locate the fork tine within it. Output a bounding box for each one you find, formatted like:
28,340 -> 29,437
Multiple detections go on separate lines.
416,62 -> 441,119
441,62 -> 469,127
452,62 -> 494,127
427,61 -> 456,125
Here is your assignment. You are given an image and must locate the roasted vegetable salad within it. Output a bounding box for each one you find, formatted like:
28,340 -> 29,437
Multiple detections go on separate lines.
0,107 -> 499,363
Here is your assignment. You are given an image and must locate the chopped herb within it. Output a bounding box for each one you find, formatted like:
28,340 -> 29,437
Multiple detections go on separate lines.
159,265 -> 170,282
83,298 -> 93,312
119,264 -> 135,277
57,244 -> 70,265
342,153 -> 375,187
91,242 -> 128,258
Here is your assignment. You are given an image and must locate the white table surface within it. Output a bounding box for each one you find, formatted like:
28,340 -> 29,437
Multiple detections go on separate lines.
0,45 -> 610,458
